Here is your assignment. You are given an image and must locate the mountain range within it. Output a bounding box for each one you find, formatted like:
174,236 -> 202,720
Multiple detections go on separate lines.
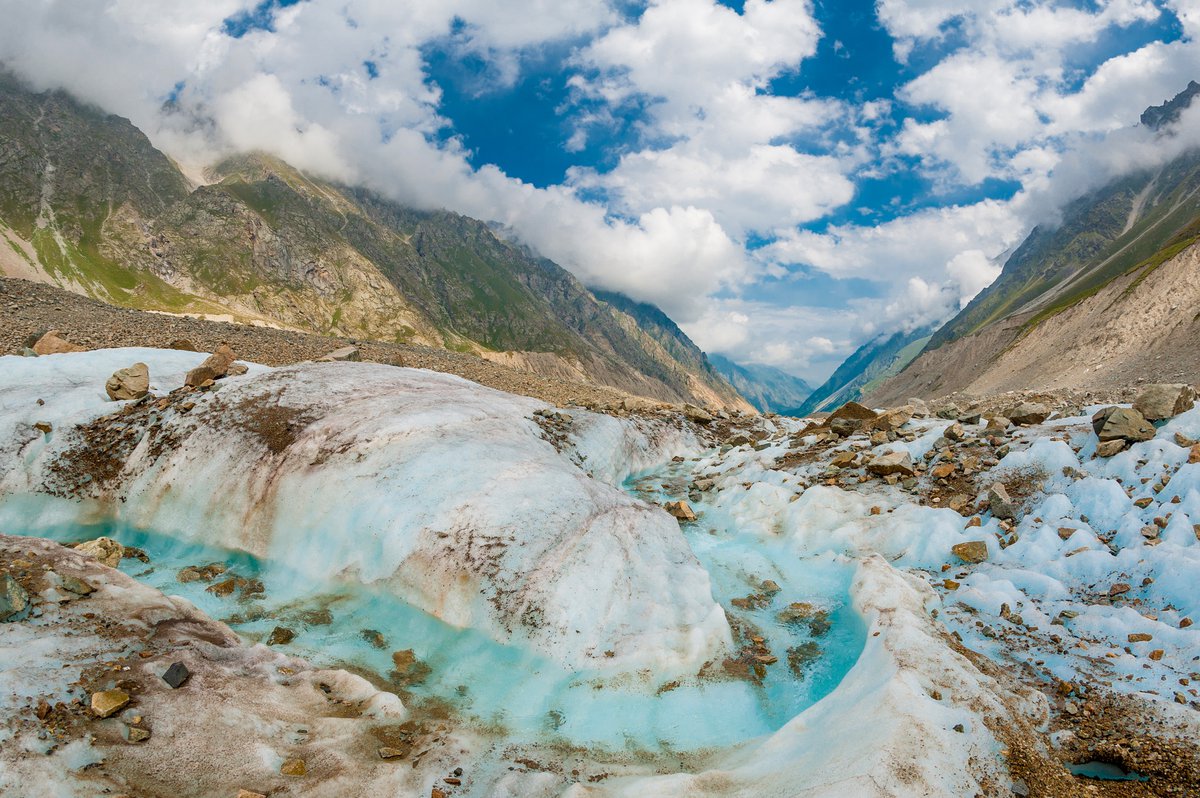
0,70 -> 748,411
707,354 -> 812,414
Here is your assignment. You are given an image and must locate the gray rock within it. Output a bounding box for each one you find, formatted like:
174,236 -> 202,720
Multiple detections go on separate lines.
683,404 -> 714,423
318,346 -> 361,362
162,661 -> 191,688
867,450 -> 916,477
988,483 -> 1018,520
1,574 -> 30,621
1133,383 -> 1195,421
1006,402 -> 1049,426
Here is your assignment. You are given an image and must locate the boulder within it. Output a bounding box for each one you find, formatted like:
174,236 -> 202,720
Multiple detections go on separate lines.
1091,406 -> 1155,443
829,417 -> 863,437
319,346 -> 362,362
1,574 -> 30,621
988,483 -> 1018,520
105,362 -> 150,401
906,398 -> 930,418
1095,439 -> 1127,458
184,344 -> 237,388
1006,402 -> 1050,426
664,500 -> 697,522
162,661 -> 191,688
866,450 -> 915,477
74,537 -> 124,568
871,406 -> 913,432
683,404 -> 714,423
952,540 -> 989,564
168,339 -> 198,351
267,626 -> 295,645
1133,384 -> 1195,422
91,689 -> 130,718
944,422 -> 966,442
829,401 -> 877,423
985,416 -> 1011,433
32,330 -> 85,355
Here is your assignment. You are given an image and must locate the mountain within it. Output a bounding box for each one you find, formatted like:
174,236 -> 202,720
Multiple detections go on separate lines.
797,325 -> 933,414
866,82 -> 1200,404
0,71 -> 748,410
707,354 -> 812,414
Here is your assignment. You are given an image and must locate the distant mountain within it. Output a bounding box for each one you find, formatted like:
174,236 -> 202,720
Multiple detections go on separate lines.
797,326 -> 933,414
867,82 -> 1200,403
0,70 -> 748,409
708,354 -> 812,414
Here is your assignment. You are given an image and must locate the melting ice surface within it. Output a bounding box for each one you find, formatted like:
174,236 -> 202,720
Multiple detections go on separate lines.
15,453 -> 864,755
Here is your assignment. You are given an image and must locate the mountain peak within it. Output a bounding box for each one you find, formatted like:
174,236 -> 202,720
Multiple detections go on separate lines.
1140,79 -> 1200,131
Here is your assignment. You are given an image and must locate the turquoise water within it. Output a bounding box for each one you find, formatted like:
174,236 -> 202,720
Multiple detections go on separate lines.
11,458 -> 864,753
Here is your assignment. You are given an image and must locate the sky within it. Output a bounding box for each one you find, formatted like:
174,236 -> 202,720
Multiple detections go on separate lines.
2,0 -> 1199,382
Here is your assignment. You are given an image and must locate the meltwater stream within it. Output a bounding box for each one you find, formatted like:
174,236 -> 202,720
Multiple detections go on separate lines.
11,458 -> 865,755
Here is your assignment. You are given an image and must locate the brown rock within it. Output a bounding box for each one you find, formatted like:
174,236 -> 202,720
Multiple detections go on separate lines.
168,339 -> 198,351
931,463 -> 956,480
280,758 -> 306,777
91,689 -> 130,718
664,500 -> 697,522
952,540 -> 989,564
105,362 -> 150,401
185,344 -> 236,387
1149,649 -> 1164,661
1007,402 -> 1050,426
1127,633 -> 1152,643
1092,406 -> 1155,443
1133,383 -> 1195,421
866,450 -> 915,477
33,330 -> 85,355
988,483 -> 1018,520
236,791 -> 267,798
74,537 -> 124,568
1095,439 -> 1126,458
266,626 -> 295,645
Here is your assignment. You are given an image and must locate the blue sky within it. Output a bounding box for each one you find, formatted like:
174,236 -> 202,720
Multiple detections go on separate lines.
3,0 -> 1198,381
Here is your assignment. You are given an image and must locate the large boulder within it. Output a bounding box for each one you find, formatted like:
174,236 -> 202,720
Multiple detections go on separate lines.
105,362 -> 150,401
866,450 -> 915,477
1133,384 -> 1195,422
185,344 -> 237,387
1006,402 -> 1050,426
31,330 -> 85,355
1091,406 -> 1156,443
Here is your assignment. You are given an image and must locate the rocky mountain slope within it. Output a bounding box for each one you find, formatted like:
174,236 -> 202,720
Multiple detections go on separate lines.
799,325 -> 933,414
708,354 -> 812,414
0,71 -> 747,410
866,82 -> 1200,406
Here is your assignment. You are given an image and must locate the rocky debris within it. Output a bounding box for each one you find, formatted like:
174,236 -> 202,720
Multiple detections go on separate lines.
866,450 -> 915,477
206,575 -> 264,599
1191,443 -> 1200,464
943,422 -> 966,442
830,416 -> 863,437
226,362 -> 249,377
870,406 -> 913,432
1095,439 -> 1127,458
58,574 -> 94,596
280,758 -> 307,777
74,537 -> 124,568
236,791 -> 266,798
1133,383 -> 1195,421
829,401 -> 877,424
319,345 -> 361,362
905,398 -> 929,417
1006,402 -> 1050,426
177,563 -> 227,583
663,500 -> 697,522
91,689 -> 131,718
988,483 -> 1018,520
952,540 -> 989,564
378,746 -> 405,760
168,338 -> 198,351
184,344 -> 237,387
1092,406 -> 1156,443
162,661 -> 191,689
777,602 -> 831,636
33,420 -> 52,434
31,330 -> 85,355
127,725 -> 151,743
1,573 -> 30,620
267,626 -> 295,645
105,362 -> 150,401
683,404 -> 714,423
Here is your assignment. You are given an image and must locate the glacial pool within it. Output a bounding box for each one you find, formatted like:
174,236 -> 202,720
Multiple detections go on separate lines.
4,458 -> 866,755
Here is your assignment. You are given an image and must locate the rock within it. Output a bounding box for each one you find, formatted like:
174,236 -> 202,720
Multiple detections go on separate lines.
177,563 -> 226,583
1,574 -> 30,621
127,726 -> 151,743
1007,402 -> 1049,426
906,398 -> 930,418
664,500 -> 697,522
988,483 -> 1018,520
1191,443 -> 1200,464
74,537 -> 124,568
943,422 -> 966,441
379,747 -> 405,760
319,346 -> 361,362
162,662 -> 191,689
683,404 -> 713,423
871,406 -> 913,432
829,402 -> 877,423
226,362 -> 249,377
869,430 -> 889,445
931,463 -> 956,480
1127,633 -> 1152,643
952,540 -> 989,564
830,451 -> 858,468
1149,649 -> 1165,661
866,450 -> 915,477
985,416 -> 1010,433
280,758 -> 307,777
1091,406 -> 1156,443
1095,439 -> 1126,458
692,478 -> 715,492
361,629 -> 388,649
91,689 -> 130,718
32,330 -> 85,355
1133,383 -> 1195,421
105,362 -> 150,401
267,626 -> 295,645
829,416 -> 863,437
33,421 -> 52,434
167,339 -> 198,351
59,575 -> 94,596
1175,431 -> 1197,447
236,791 -> 267,798
184,344 -> 236,387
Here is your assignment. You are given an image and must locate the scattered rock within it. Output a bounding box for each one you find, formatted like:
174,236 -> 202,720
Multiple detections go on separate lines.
236,791 -> 266,798
871,406 -> 912,432
226,362 -> 249,377
1095,439 -> 1127,458
32,330 -> 85,355
988,483 -> 1018,520
91,689 -> 130,718
866,450 -> 915,477
683,404 -> 713,424
1133,383 -> 1195,421
931,463 -> 956,480
1,574 -> 30,620
280,758 -> 307,777
829,401 -> 877,424
177,563 -> 226,583
664,500 -> 697,522
127,726 -> 151,743
1006,402 -> 1050,426
74,537 -> 124,568
59,575 -> 94,596
319,346 -> 361,362
33,420 -> 52,434
1092,406 -> 1155,443
943,422 -> 966,441
105,362 -> 150,401
361,629 -> 388,649
162,662 -> 191,689
830,416 -> 863,437
1127,633 -> 1152,643
379,747 -> 405,760
167,339 -> 198,351
184,344 -> 237,387
267,626 -> 295,645
952,540 -> 989,564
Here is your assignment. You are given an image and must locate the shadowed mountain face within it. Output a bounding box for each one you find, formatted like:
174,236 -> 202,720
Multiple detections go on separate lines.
797,326 -> 933,414
861,82 -> 1200,404
707,354 -> 812,415
0,72 -> 747,409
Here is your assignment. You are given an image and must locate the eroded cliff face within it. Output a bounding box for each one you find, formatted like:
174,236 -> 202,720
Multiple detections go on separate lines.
0,74 -> 746,410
